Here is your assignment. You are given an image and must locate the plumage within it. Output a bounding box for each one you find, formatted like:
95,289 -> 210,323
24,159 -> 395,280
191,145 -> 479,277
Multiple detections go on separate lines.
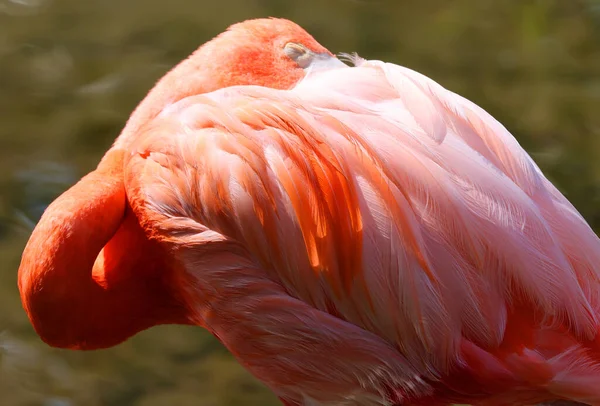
18,18 -> 600,406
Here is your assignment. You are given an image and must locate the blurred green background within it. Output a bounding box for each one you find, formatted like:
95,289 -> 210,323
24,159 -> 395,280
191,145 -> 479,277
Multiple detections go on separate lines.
0,0 -> 599,405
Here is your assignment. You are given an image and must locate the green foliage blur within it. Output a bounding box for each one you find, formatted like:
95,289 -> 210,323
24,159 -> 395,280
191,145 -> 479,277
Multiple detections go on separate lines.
0,0 -> 599,405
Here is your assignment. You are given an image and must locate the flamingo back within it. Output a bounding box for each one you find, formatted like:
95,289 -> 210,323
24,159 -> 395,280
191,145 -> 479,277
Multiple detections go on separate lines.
124,60 -> 600,405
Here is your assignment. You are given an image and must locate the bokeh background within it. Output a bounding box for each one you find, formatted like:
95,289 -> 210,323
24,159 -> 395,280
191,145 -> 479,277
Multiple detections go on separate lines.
1,0 -> 599,405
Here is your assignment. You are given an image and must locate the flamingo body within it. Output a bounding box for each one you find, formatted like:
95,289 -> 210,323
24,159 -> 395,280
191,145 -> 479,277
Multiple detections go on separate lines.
18,19 -> 600,406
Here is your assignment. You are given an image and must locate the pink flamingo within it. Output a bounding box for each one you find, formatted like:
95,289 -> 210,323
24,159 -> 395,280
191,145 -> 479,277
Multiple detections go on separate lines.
18,18 -> 600,406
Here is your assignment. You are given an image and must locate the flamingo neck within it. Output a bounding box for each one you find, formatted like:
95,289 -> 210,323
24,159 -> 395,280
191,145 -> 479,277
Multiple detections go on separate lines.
18,150 -> 190,350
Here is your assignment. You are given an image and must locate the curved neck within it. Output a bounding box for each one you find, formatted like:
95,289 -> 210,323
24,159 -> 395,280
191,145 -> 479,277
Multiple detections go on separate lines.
18,149 -> 190,350
114,47 -> 217,151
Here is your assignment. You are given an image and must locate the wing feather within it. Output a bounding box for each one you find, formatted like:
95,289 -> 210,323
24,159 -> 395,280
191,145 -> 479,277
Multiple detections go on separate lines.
124,61 -> 600,389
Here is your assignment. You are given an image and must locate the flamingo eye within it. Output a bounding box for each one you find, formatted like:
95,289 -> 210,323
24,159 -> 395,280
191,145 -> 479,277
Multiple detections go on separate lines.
284,42 -> 313,68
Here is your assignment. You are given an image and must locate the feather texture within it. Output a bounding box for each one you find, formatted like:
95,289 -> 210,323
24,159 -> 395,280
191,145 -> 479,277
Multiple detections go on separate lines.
124,60 -> 600,405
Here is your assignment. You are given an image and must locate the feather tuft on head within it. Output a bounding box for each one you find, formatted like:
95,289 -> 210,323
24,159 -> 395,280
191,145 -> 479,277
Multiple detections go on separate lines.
338,52 -> 366,67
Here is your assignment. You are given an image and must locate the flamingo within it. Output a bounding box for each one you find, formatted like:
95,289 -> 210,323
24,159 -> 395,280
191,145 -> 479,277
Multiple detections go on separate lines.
17,18 -> 600,406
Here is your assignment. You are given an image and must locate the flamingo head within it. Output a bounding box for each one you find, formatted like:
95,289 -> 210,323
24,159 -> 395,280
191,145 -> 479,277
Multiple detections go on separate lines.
204,18 -> 347,89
